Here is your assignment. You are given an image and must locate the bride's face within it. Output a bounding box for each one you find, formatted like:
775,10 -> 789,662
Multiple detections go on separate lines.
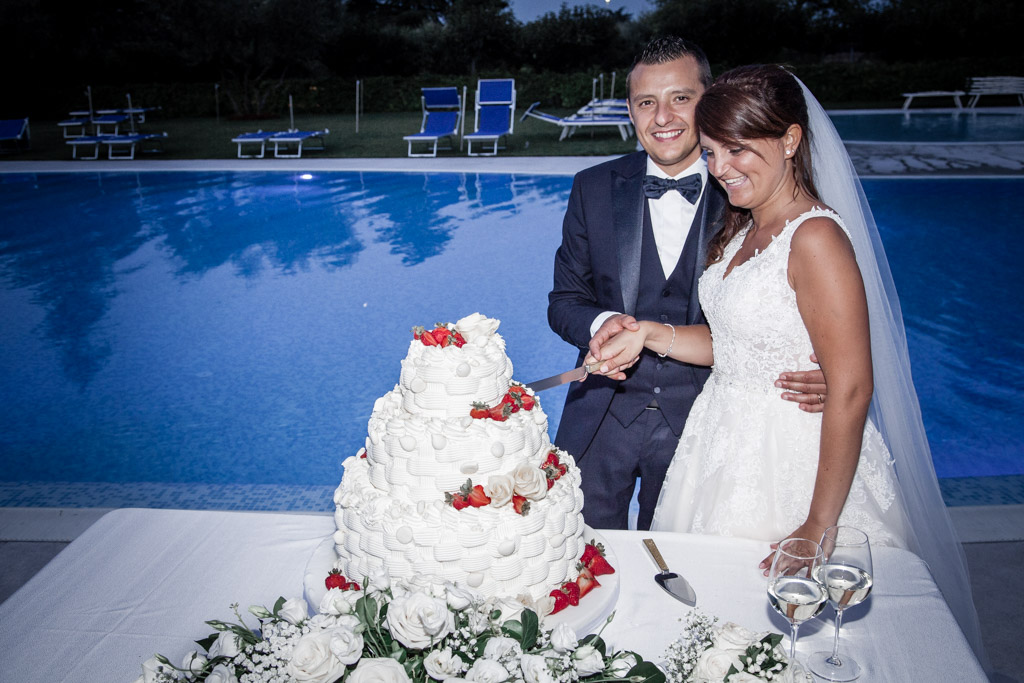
701,133 -> 794,211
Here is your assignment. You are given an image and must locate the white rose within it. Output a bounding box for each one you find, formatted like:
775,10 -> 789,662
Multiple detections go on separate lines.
727,673 -> 763,683
520,654 -> 556,683
694,647 -> 743,682
549,622 -> 578,653
279,597 -> 309,625
329,626 -> 364,665
466,658 -> 509,683
387,592 -> 455,649
321,587 -> 361,615
445,583 -> 477,611
484,474 -> 515,508
455,313 -> 500,341
348,657 -> 412,683
483,636 -> 522,662
424,647 -> 467,680
180,650 -> 208,674
608,653 -> 641,678
572,644 -> 605,676
533,595 -> 556,619
139,656 -> 170,683
366,570 -> 392,594
715,622 -> 758,649
287,629 -> 348,683
205,663 -> 239,683
511,463 -> 548,501
208,631 -> 241,659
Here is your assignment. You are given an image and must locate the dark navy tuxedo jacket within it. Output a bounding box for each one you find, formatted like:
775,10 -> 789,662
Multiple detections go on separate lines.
547,151 -> 728,460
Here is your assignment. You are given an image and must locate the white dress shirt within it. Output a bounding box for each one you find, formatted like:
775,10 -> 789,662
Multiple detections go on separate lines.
590,156 -> 709,336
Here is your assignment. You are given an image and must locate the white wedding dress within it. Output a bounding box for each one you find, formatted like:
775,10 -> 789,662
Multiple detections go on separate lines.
651,208 -> 910,547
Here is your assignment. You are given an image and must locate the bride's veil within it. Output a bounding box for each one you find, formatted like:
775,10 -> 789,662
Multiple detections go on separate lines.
795,76 -> 989,669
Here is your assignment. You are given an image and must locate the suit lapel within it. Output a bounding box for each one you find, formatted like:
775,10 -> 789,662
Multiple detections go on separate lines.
687,181 -> 728,324
612,154 -> 646,317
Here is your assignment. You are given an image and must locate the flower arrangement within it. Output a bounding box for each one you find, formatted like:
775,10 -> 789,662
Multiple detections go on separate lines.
134,576 -> 662,683
662,611 -> 791,683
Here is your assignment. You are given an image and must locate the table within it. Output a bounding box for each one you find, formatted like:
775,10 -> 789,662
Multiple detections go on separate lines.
0,509 -> 986,682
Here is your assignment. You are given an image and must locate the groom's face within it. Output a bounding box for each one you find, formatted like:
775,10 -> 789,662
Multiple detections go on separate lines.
628,55 -> 706,176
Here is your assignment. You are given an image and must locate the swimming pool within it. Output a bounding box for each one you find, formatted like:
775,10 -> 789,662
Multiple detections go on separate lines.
1,171 -> 1021,508
829,110 -> 1024,143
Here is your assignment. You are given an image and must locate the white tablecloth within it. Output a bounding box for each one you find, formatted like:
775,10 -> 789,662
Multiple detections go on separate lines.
0,508 -> 986,682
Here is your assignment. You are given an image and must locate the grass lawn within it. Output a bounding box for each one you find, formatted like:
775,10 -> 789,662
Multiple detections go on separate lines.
5,109 -> 639,162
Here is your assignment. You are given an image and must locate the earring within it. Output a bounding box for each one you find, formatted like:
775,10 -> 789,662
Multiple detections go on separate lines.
785,149 -> 792,156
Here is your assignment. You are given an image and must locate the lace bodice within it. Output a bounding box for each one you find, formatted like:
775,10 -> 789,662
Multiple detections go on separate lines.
700,208 -> 846,390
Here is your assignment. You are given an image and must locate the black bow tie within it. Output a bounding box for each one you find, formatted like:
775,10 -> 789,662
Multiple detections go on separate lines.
642,173 -> 702,203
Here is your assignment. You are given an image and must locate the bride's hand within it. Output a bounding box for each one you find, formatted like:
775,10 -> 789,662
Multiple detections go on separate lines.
587,324 -> 647,378
759,520 -> 831,576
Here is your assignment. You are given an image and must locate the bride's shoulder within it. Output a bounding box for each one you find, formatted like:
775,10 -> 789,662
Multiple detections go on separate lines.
789,206 -> 855,258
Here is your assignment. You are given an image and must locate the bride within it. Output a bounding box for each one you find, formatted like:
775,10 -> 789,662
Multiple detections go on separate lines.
589,64 -> 988,666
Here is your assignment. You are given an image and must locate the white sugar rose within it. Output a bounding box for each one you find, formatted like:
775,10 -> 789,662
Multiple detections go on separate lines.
572,644 -> 605,676
279,596 -> 309,625
715,622 -> 758,649
466,658 -> 509,683
483,636 -> 522,661
205,663 -> 239,683
511,462 -> 548,501
424,647 -> 467,680
549,622 -> 578,653
349,657 -> 412,683
329,627 -> 364,665
287,629 -> 348,683
445,583 -> 476,611
386,592 -> 454,649
520,654 -> 556,683
321,586 -> 361,615
181,650 -> 208,675
485,474 -> 515,508
608,652 -> 641,677
455,313 -> 500,341
207,631 -> 241,659
694,647 -> 743,682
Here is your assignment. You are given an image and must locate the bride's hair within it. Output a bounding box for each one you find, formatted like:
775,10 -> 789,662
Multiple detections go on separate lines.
696,64 -> 819,265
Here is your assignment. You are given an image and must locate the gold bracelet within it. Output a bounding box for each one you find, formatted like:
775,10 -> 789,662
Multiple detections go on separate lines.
657,323 -> 676,358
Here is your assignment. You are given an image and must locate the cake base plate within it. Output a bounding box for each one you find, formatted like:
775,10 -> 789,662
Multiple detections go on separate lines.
303,526 -> 619,636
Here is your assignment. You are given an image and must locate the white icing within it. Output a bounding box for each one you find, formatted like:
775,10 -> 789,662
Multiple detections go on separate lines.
333,314 -> 586,601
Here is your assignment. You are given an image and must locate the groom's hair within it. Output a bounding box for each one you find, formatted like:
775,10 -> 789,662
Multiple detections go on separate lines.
626,36 -> 713,97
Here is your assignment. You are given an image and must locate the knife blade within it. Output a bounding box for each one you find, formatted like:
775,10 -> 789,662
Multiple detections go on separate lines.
525,362 -> 600,393
643,538 -> 697,606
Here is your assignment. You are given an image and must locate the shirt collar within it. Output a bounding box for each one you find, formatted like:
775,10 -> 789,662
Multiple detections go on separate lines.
645,155 -> 707,182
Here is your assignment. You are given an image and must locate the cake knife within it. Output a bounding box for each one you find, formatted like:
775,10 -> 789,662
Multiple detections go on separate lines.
643,538 -> 697,606
526,362 -> 601,393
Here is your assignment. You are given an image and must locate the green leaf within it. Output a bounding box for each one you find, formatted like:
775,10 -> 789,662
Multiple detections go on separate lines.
196,634 -> 217,652
625,661 -> 666,683
356,594 -> 379,625
272,596 -> 286,616
579,634 -> 606,656
501,619 -> 523,641
764,633 -> 784,648
520,609 -> 539,650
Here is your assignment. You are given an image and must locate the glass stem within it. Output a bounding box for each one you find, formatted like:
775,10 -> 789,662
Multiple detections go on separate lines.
828,608 -> 845,665
789,621 -> 801,664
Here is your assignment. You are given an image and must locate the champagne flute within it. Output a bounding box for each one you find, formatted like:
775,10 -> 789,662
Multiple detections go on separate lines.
808,526 -> 873,681
767,537 -> 828,680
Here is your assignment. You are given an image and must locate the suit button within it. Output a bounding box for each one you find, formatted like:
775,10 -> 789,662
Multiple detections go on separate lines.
660,314 -> 669,321
656,362 -> 663,370
653,387 -> 662,394
662,289 -> 671,297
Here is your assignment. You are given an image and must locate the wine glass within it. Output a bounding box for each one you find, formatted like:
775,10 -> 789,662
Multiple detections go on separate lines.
767,537 -> 828,680
808,526 -> 873,681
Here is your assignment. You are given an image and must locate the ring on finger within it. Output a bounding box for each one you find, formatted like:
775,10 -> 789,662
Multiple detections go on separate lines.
817,393 -> 824,404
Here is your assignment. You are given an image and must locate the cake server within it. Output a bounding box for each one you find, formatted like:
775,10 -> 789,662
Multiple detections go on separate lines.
643,538 -> 697,606
525,362 -> 601,393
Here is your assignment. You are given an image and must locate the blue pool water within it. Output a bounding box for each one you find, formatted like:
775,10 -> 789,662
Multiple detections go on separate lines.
1,171 -> 1021,507
829,110 -> 1024,143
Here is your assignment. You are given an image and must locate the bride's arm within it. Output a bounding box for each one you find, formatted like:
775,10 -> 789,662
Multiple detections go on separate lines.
587,320 -> 713,376
761,216 -> 873,570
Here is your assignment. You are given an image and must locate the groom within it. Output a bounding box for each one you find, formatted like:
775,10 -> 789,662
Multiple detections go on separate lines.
548,36 -> 826,531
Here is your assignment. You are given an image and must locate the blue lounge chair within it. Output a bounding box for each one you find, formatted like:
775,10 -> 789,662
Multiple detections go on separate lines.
403,87 -> 462,157
521,102 -> 634,141
268,129 -> 329,158
232,131 -> 278,158
0,118 -> 30,152
464,79 -> 516,156
66,132 -> 168,160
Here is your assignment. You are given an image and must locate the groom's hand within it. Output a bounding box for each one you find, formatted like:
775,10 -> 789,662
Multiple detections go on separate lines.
776,353 -> 828,413
586,314 -> 641,380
